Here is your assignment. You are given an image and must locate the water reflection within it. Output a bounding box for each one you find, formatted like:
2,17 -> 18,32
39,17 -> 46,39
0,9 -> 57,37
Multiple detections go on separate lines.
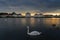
1,18 -> 60,28
20,18 -> 36,27
0,18 -> 60,40
43,18 -> 60,27
17,18 -> 60,28
21,18 -> 27,25
30,18 -> 35,26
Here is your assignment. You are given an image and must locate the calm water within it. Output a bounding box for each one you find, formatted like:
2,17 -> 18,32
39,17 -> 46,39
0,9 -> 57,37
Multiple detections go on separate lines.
0,18 -> 60,40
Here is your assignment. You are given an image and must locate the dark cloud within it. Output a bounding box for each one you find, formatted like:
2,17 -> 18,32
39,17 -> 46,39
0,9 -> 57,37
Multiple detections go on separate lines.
0,0 -> 60,13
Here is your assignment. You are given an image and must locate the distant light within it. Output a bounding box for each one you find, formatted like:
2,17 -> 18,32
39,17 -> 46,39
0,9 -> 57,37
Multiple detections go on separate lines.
52,14 -> 56,16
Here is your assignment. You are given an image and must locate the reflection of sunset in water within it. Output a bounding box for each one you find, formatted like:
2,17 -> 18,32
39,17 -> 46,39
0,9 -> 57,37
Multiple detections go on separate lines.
19,18 -> 60,28
30,18 -> 35,25
21,18 -> 36,26
43,18 -> 60,26
21,18 -> 35,26
21,18 -> 26,25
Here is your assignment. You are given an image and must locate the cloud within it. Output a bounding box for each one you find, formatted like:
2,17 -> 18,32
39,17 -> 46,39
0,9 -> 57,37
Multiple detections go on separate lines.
0,0 -> 60,13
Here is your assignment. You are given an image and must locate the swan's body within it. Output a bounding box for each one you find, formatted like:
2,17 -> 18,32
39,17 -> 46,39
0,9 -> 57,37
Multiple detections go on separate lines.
27,26 -> 42,36
27,31 -> 41,36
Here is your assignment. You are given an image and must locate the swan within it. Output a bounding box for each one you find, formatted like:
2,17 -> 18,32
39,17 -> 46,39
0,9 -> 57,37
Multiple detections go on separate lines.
27,26 -> 42,36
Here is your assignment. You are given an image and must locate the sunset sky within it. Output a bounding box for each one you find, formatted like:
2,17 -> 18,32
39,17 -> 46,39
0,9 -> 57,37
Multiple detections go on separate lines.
0,0 -> 60,14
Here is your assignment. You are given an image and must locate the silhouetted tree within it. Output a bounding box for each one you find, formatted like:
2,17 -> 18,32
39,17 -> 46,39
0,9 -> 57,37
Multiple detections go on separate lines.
12,12 -> 16,15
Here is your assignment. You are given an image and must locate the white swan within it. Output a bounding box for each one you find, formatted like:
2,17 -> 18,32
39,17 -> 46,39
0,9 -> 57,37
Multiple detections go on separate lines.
27,26 -> 42,36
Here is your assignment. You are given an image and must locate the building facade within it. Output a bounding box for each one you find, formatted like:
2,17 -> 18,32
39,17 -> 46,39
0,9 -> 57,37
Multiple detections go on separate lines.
25,12 -> 31,17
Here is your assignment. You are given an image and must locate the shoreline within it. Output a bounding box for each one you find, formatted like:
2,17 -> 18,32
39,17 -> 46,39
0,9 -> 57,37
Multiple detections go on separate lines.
0,16 -> 60,18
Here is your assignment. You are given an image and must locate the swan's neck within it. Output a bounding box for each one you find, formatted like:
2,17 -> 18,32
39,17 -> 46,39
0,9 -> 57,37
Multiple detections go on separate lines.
27,26 -> 29,34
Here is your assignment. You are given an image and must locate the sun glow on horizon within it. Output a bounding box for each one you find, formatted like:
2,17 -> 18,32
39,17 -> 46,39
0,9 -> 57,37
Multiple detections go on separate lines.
44,13 -> 60,16
21,11 -> 36,16
52,14 -> 57,16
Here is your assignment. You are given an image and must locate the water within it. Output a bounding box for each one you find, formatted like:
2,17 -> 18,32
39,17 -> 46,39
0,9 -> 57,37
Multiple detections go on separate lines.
0,18 -> 60,40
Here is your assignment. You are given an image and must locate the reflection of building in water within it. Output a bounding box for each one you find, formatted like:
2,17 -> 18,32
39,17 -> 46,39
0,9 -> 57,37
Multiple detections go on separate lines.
43,18 -> 60,26
21,18 -> 35,26
30,18 -> 35,26
25,12 -> 31,17
21,18 -> 26,25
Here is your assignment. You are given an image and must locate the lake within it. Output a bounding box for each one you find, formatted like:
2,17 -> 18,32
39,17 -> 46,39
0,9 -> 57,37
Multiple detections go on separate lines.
0,18 -> 60,40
